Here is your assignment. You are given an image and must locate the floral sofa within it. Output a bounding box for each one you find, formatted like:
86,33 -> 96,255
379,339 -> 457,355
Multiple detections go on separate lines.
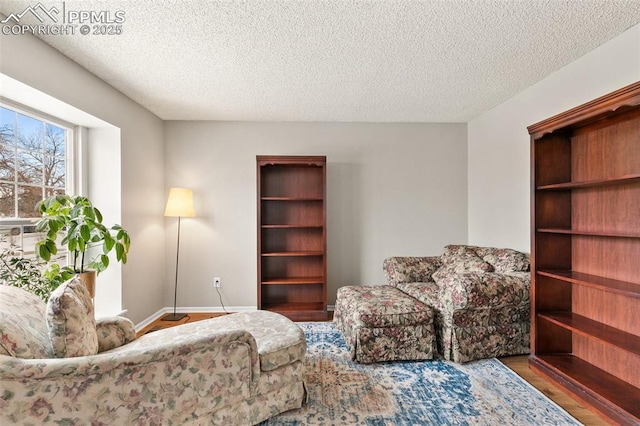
0,278 -> 306,425
383,244 -> 530,363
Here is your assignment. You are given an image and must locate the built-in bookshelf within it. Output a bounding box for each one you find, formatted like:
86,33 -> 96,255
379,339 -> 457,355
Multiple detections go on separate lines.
528,81 -> 640,425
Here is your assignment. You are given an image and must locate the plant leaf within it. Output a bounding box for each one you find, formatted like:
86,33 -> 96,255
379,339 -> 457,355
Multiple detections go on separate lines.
84,206 -> 95,221
36,242 -> 51,261
45,240 -> 57,256
104,234 -> 115,252
115,243 -> 124,261
80,224 -> 90,241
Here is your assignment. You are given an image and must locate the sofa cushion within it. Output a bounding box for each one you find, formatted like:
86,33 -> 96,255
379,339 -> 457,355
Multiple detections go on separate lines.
207,310 -> 306,372
395,282 -> 441,309
436,271 -> 531,311
46,277 -> 99,358
383,256 -> 442,285
0,285 -> 53,358
335,285 -> 433,328
476,247 -> 530,273
433,245 -> 494,281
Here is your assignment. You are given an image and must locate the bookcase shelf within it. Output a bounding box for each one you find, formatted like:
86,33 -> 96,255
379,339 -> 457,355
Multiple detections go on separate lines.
261,251 -> 324,257
261,277 -> 325,285
529,81 -> 640,424
261,197 -> 324,201
538,270 -> 640,299
536,173 -> 640,190
537,228 -> 640,238
257,155 -> 327,321
261,224 -> 323,229
538,312 -> 640,357
530,355 -> 640,424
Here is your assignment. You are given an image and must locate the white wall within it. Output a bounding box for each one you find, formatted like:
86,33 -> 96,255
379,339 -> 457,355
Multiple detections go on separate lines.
164,122 -> 467,307
0,32 -> 166,324
468,23 -> 640,253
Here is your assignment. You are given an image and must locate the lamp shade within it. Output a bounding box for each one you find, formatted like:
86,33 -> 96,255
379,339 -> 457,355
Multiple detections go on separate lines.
164,188 -> 196,217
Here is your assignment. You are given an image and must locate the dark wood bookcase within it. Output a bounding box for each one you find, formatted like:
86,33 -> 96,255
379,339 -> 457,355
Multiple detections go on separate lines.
528,81 -> 640,425
257,155 -> 327,321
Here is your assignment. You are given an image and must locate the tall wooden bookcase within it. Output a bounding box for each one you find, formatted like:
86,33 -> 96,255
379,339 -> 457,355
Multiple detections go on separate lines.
257,155 -> 327,321
528,82 -> 640,424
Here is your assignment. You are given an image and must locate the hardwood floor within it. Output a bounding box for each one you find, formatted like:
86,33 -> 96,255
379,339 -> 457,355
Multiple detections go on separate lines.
138,313 -> 605,425
136,312 -> 227,337
500,355 -> 606,425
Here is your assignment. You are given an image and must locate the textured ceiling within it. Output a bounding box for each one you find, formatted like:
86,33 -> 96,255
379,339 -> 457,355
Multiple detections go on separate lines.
2,1 -> 640,122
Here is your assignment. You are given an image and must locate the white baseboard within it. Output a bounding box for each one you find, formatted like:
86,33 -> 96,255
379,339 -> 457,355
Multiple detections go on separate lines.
135,306 -> 257,332
135,309 -> 164,332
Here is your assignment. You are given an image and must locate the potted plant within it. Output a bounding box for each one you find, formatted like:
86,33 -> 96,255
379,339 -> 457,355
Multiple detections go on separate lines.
34,195 -> 131,297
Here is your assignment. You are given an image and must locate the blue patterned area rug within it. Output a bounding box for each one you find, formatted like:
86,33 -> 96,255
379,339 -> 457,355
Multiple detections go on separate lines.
262,322 -> 581,426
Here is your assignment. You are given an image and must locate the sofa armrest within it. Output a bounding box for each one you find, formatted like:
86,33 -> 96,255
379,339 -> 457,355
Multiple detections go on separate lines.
96,316 -> 136,353
383,256 -> 442,286
436,272 -> 530,311
0,322 -> 260,424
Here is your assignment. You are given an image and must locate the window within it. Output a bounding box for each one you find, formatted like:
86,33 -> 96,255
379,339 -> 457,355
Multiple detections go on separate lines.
0,105 -> 71,219
0,103 -> 75,259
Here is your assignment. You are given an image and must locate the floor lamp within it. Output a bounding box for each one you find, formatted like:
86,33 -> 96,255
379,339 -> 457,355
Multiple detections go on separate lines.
162,187 -> 195,321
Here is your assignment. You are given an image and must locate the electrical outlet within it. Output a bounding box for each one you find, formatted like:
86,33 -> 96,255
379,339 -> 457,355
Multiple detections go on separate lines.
213,277 -> 221,288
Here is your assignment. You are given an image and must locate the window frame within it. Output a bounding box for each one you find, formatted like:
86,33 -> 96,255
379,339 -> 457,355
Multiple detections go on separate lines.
0,99 -> 79,221
0,99 -> 81,258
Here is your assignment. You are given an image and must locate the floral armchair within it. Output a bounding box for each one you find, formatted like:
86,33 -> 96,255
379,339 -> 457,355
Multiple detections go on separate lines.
384,244 -> 530,363
0,278 -> 306,424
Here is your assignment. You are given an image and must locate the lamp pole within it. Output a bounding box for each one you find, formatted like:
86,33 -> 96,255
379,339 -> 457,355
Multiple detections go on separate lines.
162,187 -> 194,321
163,215 -> 187,321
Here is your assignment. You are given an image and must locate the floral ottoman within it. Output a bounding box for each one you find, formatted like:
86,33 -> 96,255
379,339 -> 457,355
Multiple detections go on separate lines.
333,285 -> 436,363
